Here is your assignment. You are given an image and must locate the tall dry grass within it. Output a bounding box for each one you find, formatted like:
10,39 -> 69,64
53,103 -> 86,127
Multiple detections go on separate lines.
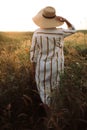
0,31 -> 87,130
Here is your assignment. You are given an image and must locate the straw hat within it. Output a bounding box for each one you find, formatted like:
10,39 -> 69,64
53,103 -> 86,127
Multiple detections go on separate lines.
32,6 -> 64,28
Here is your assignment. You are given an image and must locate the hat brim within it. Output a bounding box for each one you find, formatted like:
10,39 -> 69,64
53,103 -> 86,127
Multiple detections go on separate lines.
32,9 -> 64,28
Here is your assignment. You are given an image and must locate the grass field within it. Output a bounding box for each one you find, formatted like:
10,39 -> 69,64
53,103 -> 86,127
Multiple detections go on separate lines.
0,30 -> 87,130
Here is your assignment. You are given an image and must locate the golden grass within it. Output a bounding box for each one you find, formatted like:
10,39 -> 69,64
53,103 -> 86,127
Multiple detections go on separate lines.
0,31 -> 87,130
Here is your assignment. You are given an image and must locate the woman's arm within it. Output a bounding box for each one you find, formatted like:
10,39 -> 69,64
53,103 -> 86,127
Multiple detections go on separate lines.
30,32 -> 38,62
56,16 -> 76,37
56,16 -> 75,29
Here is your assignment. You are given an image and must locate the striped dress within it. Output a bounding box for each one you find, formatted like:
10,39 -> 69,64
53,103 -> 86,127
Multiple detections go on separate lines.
30,27 -> 76,106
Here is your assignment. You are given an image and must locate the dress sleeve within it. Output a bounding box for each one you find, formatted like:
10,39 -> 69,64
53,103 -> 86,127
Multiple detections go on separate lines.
63,25 -> 76,37
30,33 -> 39,62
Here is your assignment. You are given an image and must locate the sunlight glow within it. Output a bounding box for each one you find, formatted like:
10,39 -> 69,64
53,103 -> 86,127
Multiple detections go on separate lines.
0,0 -> 87,31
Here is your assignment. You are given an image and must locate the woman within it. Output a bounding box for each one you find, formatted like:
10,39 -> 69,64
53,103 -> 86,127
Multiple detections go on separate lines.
30,6 -> 76,107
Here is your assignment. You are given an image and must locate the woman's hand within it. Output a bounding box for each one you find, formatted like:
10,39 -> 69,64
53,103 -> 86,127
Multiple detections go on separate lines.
56,16 -> 73,28
56,16 -> 65,22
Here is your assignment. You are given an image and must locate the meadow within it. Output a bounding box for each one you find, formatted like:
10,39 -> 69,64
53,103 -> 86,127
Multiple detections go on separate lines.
0,30 -> 87,130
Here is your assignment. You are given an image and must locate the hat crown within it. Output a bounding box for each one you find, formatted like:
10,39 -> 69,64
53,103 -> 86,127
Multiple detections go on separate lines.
32,6 -> 64,28
42,6 -> 56,18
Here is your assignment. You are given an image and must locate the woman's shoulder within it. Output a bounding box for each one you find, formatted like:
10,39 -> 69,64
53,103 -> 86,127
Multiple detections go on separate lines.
34,28 -> 63,34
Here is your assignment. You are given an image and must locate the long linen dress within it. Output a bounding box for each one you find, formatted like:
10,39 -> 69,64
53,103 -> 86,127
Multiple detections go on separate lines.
30,27 -> 76,106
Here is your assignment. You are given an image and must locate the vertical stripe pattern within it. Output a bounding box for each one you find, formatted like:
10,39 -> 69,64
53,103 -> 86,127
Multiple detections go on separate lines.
56,52 -> 59,83
50,57 -> 52,92
44,58 -> 47,103
30,28 -> 73,106
44,37 -> 49,103
38,36 -> 42,90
